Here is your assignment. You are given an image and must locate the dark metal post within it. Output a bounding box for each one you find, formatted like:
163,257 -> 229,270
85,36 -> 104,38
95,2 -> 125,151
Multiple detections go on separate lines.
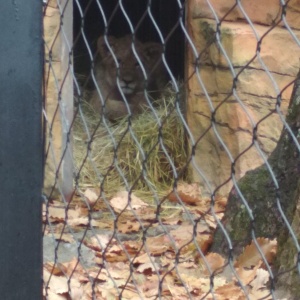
0,1 -> 43,299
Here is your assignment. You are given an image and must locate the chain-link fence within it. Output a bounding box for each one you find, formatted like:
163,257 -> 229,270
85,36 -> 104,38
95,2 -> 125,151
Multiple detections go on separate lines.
43,0 -> 300,299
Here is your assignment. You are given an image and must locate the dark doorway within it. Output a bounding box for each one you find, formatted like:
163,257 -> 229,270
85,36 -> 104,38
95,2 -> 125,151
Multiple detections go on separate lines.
73,0 -> 185,89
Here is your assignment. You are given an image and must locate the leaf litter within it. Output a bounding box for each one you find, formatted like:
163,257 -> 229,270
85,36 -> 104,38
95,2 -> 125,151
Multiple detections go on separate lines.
43,183 -> 277,299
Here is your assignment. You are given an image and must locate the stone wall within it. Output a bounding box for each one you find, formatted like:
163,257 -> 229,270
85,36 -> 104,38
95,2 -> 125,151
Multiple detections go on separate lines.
186,0 -> 300,194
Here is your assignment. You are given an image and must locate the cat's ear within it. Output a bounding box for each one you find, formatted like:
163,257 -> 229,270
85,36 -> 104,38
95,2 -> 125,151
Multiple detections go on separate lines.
143,42 -> 164,63
97,35 -> 117,57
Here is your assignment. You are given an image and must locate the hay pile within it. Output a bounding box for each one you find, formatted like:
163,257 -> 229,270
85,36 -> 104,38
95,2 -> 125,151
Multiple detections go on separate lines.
74,92 -> 188,199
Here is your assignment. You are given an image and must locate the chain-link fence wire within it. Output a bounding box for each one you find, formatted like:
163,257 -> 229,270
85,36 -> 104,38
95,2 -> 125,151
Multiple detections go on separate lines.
43,0 -> 300,299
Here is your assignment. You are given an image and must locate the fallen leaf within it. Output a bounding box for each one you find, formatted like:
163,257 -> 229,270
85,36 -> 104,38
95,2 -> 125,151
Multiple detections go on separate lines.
84,188 -> 99,205
199,253 -> 225,274
235,238 -> 277,268
52,232 -> 74,243
44,290 -> 67,300
250,268 -> 269,291
215,281 -> 246,299
48,206 -> 86,224
44,269 -> 68,294
137,262 -> 159,274
146,235 -> 171,255
87,234 -> 111,251
133,253 -> 152,264
91,219 -> 113,229
168,182 -> 202,206
118,220 -> 140,233
236,263 -> 261,286
67,217 -> 88,226
110,191 -> 148,211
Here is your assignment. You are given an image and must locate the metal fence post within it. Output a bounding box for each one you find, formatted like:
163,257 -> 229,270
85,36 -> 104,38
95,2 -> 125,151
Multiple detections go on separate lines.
0,1 -> 43,299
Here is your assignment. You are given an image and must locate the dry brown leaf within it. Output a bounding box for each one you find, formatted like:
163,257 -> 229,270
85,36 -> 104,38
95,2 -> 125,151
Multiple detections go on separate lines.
168,191 -> 200,206
249,288 -> 272,300
169,222 -> 210,244
52,232 -> 75,243
69,278 -> 83,300
44,262 -> 64,276
101,287 -> 118,300
146,235 -> 171,255
133,253 -> 151,264
170,225 -> 193,247
195,233 -> 213,254
110,191 -> 148,211
64,258 -> 86,277
180,274 -> 226,293
121,283 -> 145,299
250,268 -> 270,291
104,252 -> 128,263
168,182 -> 202,206
48,206 -> 87,224
215,212 -> 224,221
66,208 -> 81,219
235,238 -> 277,268
169,224 -> 213,253
199,253 -> 225,274
118,220 -> 140,233
134,206 -> 156,220
47,206 -> 66,221
104,244 -> 129,262
83,188 -> 99,205
236,263 -> 261,286
67,217 -> 88,226
161,215 -> 182,226
110,244 -> 123,253
123,240 -> 143,255
137,262 -> 159,274
44,269 -> 68,294
142,276 -> 160,297
179,261 -> 197,269
87,234 -> 111,251
107,262 -> 130,280
91,219 -> 113,229
44,290 -> 67,300
215,281 -> 246,299
204,214 -> 218,229
89,269 -> 109,281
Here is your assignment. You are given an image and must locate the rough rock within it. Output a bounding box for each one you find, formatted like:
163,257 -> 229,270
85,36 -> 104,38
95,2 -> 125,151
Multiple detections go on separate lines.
186,2 -> 300,194
191,0 -> 300,29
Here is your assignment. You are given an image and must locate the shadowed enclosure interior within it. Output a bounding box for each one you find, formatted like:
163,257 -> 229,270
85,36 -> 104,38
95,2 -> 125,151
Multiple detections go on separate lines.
70,0 -> 189,196
73,0 -> 185,90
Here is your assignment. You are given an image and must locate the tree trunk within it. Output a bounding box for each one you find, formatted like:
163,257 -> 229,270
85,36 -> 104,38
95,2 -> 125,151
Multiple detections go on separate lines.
211,70 -> 300,295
